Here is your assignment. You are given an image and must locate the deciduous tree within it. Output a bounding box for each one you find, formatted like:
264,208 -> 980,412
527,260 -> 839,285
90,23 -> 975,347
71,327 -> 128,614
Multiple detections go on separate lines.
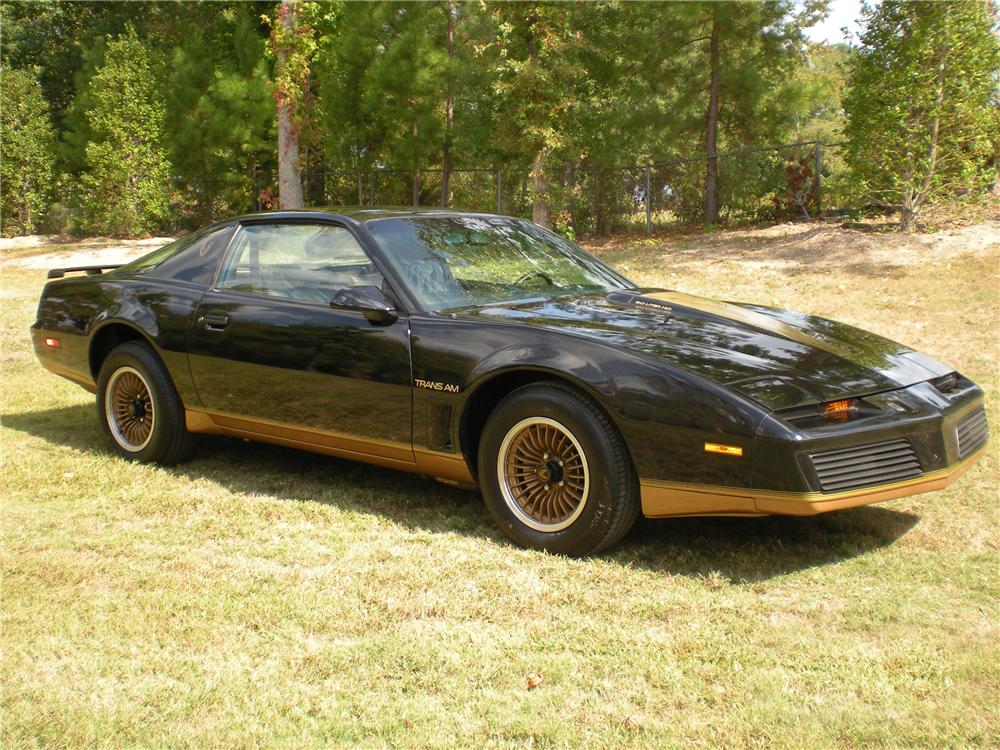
844,0 -> 999,230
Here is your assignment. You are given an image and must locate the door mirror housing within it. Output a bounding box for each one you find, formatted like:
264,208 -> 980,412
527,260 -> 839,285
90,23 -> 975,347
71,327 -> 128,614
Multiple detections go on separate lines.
329,285 -> 398,325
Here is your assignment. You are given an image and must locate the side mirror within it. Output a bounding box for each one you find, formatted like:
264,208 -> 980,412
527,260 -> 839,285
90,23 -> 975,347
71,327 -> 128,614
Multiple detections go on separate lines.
330,285 -> 398,325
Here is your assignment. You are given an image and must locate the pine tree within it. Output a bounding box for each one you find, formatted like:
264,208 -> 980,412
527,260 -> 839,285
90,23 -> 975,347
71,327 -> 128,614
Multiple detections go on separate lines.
166,6 -> 275,221
844,0 -> 999,230
313,1 -> 382,202
0,68 -> 57,235
366,2 -> 446,206
78,26 -> 171,237
314,1 -> 460,206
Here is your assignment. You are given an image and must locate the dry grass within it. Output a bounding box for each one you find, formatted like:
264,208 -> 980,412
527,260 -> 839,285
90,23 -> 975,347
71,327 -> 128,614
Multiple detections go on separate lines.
2,222 -> 998,748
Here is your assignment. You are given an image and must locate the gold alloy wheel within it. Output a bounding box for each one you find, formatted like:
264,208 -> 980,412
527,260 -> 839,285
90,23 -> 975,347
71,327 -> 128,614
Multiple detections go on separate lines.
497,416 -> 590,532
105,366 -> 155,452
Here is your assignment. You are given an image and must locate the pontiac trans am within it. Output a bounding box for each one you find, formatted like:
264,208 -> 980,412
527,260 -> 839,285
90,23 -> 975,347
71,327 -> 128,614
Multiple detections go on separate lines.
31,208 -> 988,555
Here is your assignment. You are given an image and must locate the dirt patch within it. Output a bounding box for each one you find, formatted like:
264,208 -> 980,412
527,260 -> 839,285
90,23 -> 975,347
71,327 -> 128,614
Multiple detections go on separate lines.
0,236 -> 175,270
585,219 -> 1000,278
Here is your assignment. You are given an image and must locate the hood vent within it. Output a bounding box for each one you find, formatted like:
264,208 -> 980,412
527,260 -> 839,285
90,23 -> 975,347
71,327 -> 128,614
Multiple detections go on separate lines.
808,439 -> 922,493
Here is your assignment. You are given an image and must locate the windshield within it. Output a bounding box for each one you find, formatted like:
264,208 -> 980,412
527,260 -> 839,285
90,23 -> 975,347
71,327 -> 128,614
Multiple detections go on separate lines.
367,215 -> 634,311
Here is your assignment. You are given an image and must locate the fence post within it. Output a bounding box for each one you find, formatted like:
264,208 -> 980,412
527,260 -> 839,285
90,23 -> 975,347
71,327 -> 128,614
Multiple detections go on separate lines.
369,172 -> 376,206
813,141 -> 822,217
645,164 -> 652,235
495,168 -> 503,214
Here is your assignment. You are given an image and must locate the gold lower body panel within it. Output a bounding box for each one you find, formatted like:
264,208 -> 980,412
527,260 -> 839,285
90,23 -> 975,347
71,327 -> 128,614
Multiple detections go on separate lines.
185,409 -> 476,488
640,447 -> 985,518
186,408 -> 984,516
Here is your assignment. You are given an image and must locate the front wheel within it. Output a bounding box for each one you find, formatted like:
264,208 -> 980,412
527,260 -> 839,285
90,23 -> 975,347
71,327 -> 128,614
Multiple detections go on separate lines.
96,340 -> 195,465
478,382 -> 640,556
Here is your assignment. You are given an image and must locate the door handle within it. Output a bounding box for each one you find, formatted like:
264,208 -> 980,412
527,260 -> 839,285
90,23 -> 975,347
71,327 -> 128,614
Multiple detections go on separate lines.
199,314 -> 230,331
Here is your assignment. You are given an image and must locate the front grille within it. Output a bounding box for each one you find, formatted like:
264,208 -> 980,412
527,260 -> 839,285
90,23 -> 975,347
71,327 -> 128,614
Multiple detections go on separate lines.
809,439 -> 922,493
957,408 -> 988,459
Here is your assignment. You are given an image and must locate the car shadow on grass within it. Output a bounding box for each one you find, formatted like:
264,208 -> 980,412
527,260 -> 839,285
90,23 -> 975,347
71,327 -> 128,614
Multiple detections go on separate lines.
4,403 -> 919,583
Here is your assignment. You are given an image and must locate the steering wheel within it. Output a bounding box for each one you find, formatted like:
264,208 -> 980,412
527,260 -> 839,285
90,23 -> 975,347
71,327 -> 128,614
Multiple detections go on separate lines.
513,271 -> 554,287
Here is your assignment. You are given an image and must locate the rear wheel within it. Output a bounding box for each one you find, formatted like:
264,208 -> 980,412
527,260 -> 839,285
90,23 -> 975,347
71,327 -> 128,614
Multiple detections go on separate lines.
478,382 -> 640,556
96,340 -> 195,465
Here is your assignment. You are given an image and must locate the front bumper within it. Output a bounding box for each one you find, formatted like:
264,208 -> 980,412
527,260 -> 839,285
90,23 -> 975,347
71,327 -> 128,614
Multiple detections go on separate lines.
640,446 -> 985,518
641,379 -> 988,518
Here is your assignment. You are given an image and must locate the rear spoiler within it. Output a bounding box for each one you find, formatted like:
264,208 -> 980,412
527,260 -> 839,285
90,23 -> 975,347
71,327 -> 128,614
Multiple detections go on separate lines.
47,265 -> 123,279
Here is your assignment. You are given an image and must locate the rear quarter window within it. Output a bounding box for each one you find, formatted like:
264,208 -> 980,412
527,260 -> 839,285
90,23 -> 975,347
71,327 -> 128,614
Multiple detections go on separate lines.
114,237 -> 190,274
150,225 -> 235,285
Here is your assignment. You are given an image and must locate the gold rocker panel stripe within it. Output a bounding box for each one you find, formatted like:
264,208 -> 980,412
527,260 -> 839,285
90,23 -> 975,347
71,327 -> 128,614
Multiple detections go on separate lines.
185,409 -> 476,487
641,447 -> 985,518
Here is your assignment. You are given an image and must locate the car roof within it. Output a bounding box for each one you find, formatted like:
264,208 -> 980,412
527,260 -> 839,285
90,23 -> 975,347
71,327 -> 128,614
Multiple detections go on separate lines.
230,206 -> 509,224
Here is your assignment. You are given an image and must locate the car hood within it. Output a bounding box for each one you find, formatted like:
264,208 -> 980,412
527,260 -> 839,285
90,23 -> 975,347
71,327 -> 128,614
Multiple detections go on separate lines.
455,289 -> 952,410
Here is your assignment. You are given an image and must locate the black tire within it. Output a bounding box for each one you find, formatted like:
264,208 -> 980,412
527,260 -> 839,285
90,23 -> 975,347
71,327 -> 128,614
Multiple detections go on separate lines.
96,340 -> 195,465
478,381 -> 640,556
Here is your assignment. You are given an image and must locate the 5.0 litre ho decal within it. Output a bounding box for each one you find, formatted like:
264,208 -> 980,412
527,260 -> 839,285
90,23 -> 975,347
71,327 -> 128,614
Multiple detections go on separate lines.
415,378 -> 461,393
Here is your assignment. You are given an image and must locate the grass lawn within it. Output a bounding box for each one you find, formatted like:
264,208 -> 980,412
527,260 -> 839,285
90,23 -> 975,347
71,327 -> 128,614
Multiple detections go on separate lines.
2,224 -> 998,748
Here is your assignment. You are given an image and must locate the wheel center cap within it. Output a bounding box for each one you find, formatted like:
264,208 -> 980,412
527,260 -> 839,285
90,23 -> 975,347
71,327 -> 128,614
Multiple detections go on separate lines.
128,399 -> 146,419
535,461 -> 562,484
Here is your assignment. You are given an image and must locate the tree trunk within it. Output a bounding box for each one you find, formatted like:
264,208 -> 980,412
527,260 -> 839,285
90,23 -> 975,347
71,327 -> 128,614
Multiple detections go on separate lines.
411,121 -> 420,206
564,161 -> 576,235
908,53 -> 946,232
276,0 -> 304,209
440,149 -> 451,208
703,10 -> 720,225
21,170 -> 31,232
900,206 -> 915,232
531,147 -> 551,228
440,0 -> 455,208
899,177 -> 915,232
595,169 -> 608,236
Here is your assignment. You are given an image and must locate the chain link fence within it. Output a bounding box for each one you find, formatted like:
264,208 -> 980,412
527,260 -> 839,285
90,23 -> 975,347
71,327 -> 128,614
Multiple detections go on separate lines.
172,141 -> 855,235
566,141 -> 853,235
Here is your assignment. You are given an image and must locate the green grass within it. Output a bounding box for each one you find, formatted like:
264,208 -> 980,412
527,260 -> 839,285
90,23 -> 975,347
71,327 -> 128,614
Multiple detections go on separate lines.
2,229 -> 998,748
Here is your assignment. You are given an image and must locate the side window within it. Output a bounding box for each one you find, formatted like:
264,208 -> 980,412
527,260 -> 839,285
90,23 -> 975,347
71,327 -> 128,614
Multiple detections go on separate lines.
216,223 -> 383,304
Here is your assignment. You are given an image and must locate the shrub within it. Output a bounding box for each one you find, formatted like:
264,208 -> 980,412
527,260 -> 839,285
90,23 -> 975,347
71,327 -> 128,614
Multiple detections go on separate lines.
0,68 -> 56,236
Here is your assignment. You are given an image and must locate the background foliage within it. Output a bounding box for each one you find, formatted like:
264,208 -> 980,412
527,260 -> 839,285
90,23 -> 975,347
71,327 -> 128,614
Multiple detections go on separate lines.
843,0 -> 999,230
0,68 -> 55,235
0,0 -> 996,237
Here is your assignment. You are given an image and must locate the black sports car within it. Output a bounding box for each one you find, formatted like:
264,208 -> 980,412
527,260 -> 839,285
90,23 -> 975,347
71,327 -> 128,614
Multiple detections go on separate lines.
32,208 -> 988,555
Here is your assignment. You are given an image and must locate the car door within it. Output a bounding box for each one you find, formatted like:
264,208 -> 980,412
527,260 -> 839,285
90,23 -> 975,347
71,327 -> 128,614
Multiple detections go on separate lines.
187,220 -> 413,463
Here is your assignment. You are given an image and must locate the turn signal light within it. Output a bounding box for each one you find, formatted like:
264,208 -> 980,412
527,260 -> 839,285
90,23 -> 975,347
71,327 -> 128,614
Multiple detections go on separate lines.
929,373 -> 957,393
824,399 -> 857,422
44,337 -> 60,348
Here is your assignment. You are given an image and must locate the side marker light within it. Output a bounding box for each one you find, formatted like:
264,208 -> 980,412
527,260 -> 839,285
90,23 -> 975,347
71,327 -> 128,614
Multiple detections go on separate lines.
704,442 -> 743,457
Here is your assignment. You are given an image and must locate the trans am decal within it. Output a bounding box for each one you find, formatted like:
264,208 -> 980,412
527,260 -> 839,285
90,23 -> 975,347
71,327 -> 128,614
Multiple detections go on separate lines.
415,378 -> 461,393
